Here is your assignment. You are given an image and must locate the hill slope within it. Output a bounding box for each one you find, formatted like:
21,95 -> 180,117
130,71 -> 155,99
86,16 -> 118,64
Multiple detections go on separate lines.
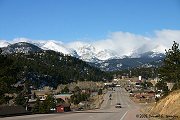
0,44 -> 112,88
0,45 -> 112,105
1,42 -> 43,54
146,90 -> 180,119
90,54 -> 164,71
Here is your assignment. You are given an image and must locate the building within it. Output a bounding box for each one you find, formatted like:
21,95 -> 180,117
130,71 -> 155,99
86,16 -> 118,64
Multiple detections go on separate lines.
54,94 -> 72,103
31,86 -> 54,100
150,77 -> 160,87
56,103 -> 71,112
167,82 -> 175,91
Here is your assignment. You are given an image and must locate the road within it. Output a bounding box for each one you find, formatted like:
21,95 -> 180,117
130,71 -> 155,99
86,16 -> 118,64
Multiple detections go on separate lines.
0,87 -> 148,120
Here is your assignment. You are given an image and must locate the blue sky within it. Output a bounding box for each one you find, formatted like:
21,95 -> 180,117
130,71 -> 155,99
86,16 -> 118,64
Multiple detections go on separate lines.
0,0 -> 180,42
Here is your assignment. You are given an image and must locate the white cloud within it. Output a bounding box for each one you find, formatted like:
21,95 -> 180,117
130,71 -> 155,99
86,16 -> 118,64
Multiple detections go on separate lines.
153,29 -> 180,48
92,31 -> 150,56
91,29 -> 180,56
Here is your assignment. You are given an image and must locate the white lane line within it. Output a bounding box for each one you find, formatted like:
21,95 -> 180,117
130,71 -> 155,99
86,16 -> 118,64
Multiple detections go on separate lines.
110,99 -> 113,105
120,111 -> 128,120
116,90 -> 118,104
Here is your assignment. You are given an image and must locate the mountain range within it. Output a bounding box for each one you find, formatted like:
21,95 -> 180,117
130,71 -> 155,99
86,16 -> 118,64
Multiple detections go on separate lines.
0,41 -> 165,71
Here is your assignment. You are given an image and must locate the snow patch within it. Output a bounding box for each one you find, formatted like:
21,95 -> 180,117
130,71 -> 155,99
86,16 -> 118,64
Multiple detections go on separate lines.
0,41 -> 10,47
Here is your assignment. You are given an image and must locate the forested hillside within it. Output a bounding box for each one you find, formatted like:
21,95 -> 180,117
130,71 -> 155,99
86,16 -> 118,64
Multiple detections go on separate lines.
0,48 -> 112,104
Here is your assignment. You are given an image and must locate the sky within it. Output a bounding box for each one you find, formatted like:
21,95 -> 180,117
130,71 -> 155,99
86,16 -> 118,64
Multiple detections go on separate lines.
0,0 -> 180,42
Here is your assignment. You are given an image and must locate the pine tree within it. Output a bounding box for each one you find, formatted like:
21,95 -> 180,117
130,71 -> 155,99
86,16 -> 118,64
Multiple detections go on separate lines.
61,86 -> 69,93
159,41 -> 180,89
98,88 -> 103,95
44,95 -> 56,112
32,98 -> 40,113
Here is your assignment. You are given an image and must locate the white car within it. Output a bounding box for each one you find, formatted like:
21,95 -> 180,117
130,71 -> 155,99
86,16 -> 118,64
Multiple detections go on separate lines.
115,103 -> 121,108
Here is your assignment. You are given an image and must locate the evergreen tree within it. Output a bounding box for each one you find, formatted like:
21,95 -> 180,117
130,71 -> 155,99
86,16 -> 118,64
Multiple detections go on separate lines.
43,95 -> 56,112
155,80 -> 168,92
70,94 -> 80,105
39,102 -> 47,113
98,88 -> 103,95
159,41 -> 180,89
61,86 -> 69,93
32,95 -> 56,113
141,81 -> 153,89
70,92 -> 90,105
15,93 -> 26,105
74,86 -> 81,94
32,98 -> 40,113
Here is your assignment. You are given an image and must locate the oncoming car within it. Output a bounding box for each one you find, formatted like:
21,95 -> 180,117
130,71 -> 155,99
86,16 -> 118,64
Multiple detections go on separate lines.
115,103 -> 121,108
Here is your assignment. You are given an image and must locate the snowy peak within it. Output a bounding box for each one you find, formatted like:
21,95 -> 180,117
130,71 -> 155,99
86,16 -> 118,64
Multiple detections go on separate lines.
41,41 -> 78,56
139,51 -> 165,58
71,43 -> 120,62
130,44 -> 166,58
152,45 -> 167,53
96,49 -> 120,60
0,41 -> 79,57
76,44 -> 96,56
1,42 -> 42,54
75,44 -> 97,62
0,41 -> 10,47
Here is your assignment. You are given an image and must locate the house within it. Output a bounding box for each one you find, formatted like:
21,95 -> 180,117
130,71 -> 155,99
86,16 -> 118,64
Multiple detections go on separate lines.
32,90 -> 48,100
56,103 -> 71,112
31,86 -> 53,100
167,82 -> 175,91
129,78 -> 142,85
155,93 -> 161,98
54,94 -> 72,103
146,91 -> 155,101
28,87 -> 54,111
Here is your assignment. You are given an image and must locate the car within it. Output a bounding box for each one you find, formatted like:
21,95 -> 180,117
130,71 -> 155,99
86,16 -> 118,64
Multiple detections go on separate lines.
115,103 -> 121,108
77,107 -> 84,111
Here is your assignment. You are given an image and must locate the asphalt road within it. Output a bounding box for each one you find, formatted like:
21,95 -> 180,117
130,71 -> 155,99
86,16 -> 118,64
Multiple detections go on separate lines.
1,87 -> 148,120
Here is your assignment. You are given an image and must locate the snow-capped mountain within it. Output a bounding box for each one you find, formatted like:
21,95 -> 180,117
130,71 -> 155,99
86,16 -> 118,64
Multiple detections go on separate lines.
67,42 -> 121,62
0,41 -> 166,71
69,42 -> 165,71
96,49 -> 121,60
40,41 -> 165,71
75,44 -> 98,62
152,44 -> 167,53
1,42 -> 42,54
129,44 -> 166,58
40,41 -> 78,57
0,41 -> 10,47
75,46 -> 121,62
0,40 -> 166,61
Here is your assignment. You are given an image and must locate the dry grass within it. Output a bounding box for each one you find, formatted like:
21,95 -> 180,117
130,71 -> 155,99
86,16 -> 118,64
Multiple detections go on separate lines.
90,94 -> 104,109
142,90 -> 180,120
